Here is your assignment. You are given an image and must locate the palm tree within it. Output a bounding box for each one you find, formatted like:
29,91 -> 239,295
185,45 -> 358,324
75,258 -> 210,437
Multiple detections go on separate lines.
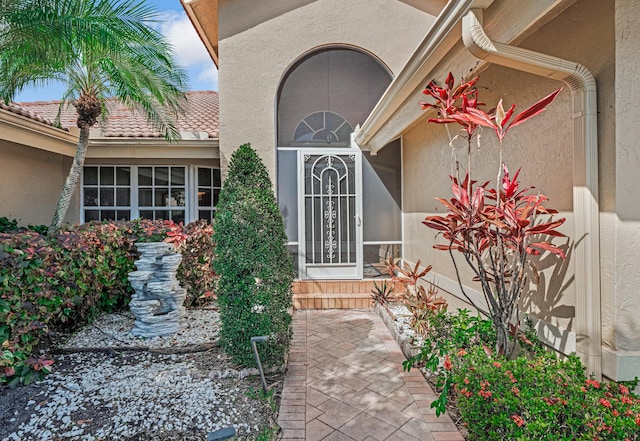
0,0 -> 188,229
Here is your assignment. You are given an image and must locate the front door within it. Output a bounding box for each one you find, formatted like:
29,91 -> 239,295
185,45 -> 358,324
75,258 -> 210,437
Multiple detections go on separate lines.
298,149 -> 362,279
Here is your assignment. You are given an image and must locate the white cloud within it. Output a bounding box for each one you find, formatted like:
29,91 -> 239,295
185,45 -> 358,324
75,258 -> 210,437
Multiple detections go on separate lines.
155,11 -> 218,91
197,65 -> 219,90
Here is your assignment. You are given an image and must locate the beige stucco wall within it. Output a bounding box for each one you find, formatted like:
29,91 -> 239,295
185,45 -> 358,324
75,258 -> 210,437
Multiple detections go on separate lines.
217,0 -> 438,181
402,0 -> 614,338
0,140 -> 78,226
612,0 -> 640,354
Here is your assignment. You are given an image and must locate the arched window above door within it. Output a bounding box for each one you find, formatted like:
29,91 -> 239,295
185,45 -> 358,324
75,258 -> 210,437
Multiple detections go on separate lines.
293,111 -> 353,146
277,47 -> 391,148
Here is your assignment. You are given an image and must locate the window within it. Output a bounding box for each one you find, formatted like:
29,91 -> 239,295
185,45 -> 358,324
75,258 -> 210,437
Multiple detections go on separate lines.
81,165 -> 220,224
293,111 -> 353,146
83,166 -> 131,221
196,167 -> 221,223
138,166 -> 186,223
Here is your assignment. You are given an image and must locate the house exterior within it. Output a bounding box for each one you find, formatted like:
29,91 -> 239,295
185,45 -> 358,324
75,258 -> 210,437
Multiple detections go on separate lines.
1,92 -> 220,226
182,0 -> 640,382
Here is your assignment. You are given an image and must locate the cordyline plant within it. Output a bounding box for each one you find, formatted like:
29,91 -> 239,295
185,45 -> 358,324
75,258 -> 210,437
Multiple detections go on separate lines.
421,73 -> 566,358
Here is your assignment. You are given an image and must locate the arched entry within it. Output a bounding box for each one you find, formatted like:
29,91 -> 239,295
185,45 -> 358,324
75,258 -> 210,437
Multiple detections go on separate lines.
276,47 -> 394,279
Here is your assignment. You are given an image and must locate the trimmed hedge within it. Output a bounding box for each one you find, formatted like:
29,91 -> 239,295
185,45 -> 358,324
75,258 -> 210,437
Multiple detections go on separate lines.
0,219 -> 215,385
213,143 -> 294,367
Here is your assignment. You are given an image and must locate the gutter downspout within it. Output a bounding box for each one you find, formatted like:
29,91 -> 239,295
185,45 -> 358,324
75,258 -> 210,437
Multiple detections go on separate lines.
462,9 -> 602,378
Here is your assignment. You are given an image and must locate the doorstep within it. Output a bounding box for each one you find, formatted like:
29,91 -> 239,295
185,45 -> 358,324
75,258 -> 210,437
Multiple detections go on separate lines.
292,279 -> 403,309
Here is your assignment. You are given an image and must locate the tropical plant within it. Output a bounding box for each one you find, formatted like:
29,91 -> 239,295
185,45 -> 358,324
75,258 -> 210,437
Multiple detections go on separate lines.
420,73 -> 566,358
370,280 -> 394,306
387,258 -> 447,337
0,0 -> 188,229
213,144 -> 294,367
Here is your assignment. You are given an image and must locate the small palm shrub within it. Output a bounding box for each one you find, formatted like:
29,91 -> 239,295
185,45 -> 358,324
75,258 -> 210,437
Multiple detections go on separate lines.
213,143 -> 294,367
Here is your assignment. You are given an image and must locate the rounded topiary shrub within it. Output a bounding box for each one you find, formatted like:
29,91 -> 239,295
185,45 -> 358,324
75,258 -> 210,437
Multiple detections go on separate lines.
213,143 -> 294,367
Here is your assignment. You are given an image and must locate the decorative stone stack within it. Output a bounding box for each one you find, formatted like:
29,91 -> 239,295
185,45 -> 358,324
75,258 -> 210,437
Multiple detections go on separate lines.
128,242 -> 187,337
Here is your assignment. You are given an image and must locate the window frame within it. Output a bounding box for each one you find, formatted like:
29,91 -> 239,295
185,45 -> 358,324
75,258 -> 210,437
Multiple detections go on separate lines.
81,165 -> 221,224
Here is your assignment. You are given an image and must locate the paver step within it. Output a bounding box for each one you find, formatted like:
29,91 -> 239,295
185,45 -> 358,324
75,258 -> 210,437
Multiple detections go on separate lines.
292,280 -> 403,309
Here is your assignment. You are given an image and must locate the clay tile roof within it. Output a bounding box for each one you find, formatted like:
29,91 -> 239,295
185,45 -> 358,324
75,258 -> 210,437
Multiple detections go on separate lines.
0,101 -> 67,130
15,91 -> 219,138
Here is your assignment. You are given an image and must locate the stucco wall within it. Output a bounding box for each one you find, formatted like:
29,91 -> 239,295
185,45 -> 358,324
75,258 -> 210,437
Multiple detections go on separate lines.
0,140 -> 78,226
217,0 -> 437,180
613,0 -> 640,353
402,0 -> 614,337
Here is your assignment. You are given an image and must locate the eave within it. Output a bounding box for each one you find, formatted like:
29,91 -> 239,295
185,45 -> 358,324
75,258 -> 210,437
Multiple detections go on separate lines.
86,137 -> 220,160
354,0 -> 575,153
181,0 -> 219,68
0,108 -> 77,156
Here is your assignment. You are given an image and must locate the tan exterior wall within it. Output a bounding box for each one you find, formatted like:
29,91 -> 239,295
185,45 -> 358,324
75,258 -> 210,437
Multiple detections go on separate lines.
0,140 -> 78,226
612,0 -> 640,357
402,0 -> 614,341
217,0 -> 437,180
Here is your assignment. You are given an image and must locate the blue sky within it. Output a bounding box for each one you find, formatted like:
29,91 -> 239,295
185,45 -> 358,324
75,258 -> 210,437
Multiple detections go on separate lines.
14,0 -> 218,102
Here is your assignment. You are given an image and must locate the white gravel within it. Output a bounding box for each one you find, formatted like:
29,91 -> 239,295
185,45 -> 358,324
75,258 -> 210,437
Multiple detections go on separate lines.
61,309 -> 220,349
1,309 -> 280,441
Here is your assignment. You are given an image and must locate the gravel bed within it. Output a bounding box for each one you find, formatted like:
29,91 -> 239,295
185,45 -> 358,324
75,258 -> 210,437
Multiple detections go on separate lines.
0,309 -> 282,441
60,309 -> 219,349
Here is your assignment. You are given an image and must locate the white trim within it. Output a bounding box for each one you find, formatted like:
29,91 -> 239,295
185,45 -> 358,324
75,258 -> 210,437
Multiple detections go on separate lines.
354,0 -> 494,152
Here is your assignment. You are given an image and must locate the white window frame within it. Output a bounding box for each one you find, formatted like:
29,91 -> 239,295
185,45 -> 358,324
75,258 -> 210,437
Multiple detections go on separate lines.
81,165 -> 221,224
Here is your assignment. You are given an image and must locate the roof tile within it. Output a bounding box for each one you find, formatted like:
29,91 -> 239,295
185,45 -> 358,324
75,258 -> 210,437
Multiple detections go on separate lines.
15,91 -> 219,138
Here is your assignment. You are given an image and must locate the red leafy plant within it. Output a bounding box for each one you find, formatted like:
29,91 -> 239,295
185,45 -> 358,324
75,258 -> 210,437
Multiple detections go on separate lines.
421,73 -> 566,358
387,258 -> 448,337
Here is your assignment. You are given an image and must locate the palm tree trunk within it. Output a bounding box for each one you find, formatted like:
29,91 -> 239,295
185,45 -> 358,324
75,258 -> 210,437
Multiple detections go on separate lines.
50,126 -> 91,230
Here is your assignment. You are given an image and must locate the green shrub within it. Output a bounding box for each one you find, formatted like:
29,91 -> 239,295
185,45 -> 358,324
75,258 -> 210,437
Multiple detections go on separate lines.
0,216 -> 18,232
1,219 -> 216,385
213,143 -> 294,367
405,308 -> 640,440
452,347 -> 640,440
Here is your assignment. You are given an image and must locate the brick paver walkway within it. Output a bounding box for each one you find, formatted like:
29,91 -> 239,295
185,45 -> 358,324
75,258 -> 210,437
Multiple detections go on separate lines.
277,309 -> 464,441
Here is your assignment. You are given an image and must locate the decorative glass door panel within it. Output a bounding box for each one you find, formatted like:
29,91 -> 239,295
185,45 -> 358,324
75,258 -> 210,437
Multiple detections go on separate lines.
298,150 -> 362,279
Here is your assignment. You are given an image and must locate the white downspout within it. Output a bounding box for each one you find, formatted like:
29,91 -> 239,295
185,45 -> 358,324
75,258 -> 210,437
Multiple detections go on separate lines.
462,9 -> 602,378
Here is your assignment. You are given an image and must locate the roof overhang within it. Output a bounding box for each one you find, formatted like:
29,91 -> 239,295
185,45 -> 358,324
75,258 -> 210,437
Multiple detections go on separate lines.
181,0 -> 219,67
354,0 -> 575,153
86,137 -> 220,159
0,108 -> 78,156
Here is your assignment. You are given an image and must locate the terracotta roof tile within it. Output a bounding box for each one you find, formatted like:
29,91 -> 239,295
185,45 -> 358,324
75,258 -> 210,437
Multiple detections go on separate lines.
0,101 -> 67,130
15,91 -> 219,138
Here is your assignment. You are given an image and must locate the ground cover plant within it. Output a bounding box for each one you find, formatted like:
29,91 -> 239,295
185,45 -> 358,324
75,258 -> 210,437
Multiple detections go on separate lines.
0,219 -> 215,385
404,308 -> 640,440
213,143 -> 294,368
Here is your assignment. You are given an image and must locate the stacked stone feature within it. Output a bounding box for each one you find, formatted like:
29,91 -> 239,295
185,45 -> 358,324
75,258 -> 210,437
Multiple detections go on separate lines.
128,242 -> 187,337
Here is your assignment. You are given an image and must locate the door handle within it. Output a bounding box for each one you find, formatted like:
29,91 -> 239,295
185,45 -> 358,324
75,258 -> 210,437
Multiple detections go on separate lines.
356,215 -> 361,227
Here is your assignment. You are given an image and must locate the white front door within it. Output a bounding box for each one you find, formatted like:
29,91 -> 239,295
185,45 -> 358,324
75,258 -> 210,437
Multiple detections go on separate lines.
298,149 -> 362,279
